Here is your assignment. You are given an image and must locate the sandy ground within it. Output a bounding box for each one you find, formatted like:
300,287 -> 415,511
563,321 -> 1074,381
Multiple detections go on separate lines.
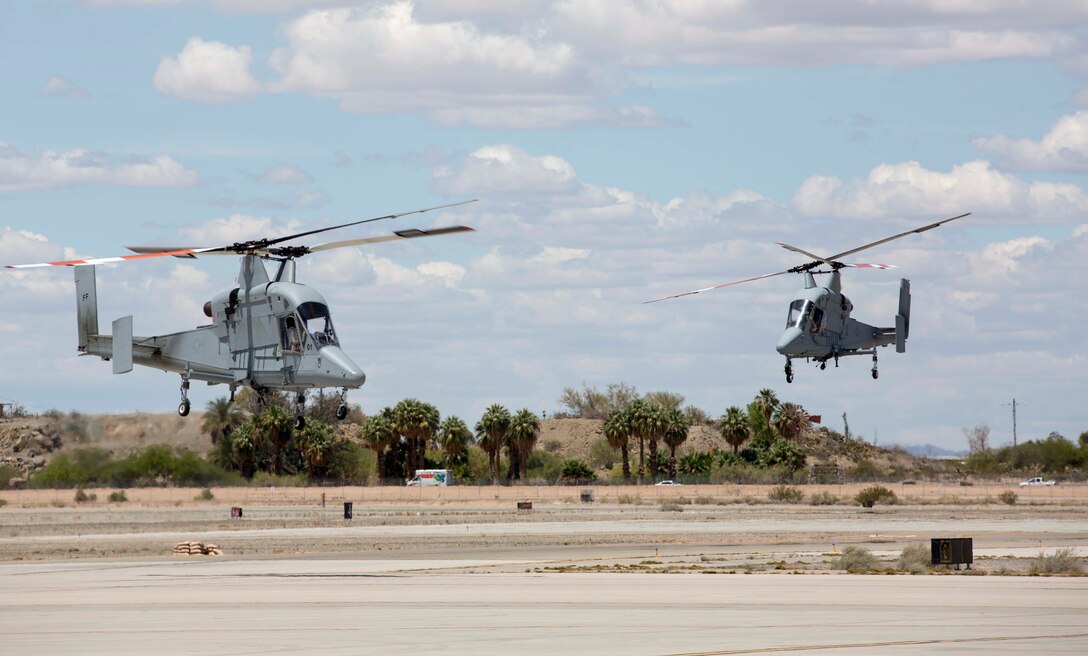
2,486 -> 1086,654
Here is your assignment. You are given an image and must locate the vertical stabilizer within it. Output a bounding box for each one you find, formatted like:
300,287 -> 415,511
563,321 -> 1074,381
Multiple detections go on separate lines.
74,266 -> 99,350
896,278 -> 911,353
112,316 -> 133,374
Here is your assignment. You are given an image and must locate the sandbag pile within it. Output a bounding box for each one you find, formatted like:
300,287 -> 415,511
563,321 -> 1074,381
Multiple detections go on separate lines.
172,541 -> 223,556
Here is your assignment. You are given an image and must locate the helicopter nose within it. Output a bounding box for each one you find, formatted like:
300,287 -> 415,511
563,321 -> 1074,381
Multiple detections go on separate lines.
776,327 -> 802,354
321,347 -> 367,388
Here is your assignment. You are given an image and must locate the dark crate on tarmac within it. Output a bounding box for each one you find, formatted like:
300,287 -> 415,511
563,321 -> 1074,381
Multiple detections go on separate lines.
931,538 -> 973,566
344,502 -> 353,520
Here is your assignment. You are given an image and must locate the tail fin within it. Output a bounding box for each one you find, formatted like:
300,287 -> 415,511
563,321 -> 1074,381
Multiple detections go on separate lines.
896,278 -> 910,353
74,266 -> 99,351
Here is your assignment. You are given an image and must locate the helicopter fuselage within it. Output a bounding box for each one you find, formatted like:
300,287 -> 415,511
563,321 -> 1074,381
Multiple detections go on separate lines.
76,255 -> 366,403
774,271 -> 908,381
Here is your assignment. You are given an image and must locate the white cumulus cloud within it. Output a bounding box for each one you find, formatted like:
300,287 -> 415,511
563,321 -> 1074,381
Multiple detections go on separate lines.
154,37 -> 260,104
973,111 -> 1088,172
0,141 -> 198,192
793,160 -> 1088,222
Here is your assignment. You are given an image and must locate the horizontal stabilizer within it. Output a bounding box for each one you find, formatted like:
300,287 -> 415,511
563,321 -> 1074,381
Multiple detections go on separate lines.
112,316 -> 133,374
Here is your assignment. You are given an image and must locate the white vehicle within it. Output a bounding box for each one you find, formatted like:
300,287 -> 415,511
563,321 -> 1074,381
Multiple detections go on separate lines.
406,469 -> 451,487
654,480 -> 682,486
1019,477 -> 1056,487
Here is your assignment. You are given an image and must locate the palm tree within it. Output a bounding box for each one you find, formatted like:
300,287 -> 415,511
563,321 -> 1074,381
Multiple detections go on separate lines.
299,420 -> 335,479
393,399 -> 440,475
256,405 -> 294,475
437,416 -> 472,467
772,402 -> 808,442
475,404 -> 510,483
201,396 -> 243,445
359,408 -> 395,483
661,408 -> 689,480
638,403 -> 668,482
719,406 -> 749,454
625,399 -> 650,484
603,409 -> 632,483
754,388 -> 780,424
230,420 -> 258,479
508,408 -> 541,482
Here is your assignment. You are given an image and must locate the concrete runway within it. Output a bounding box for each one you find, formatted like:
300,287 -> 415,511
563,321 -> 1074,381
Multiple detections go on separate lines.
3,558 -> 1086,655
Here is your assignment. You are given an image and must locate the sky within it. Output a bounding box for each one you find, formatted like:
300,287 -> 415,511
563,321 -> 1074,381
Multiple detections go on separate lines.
1,1 -> 1086,450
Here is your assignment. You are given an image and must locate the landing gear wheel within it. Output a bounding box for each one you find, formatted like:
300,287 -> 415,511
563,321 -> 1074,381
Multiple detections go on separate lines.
784,359 -> 794,384
871,369 -> 879,380
819,362 -> 827,371
295,415 -> 306,431
336,404 -> 349,421
178,400 -> 191,417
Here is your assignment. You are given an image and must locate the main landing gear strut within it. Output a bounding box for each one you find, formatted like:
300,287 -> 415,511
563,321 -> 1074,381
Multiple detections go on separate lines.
178,370 -> 191,417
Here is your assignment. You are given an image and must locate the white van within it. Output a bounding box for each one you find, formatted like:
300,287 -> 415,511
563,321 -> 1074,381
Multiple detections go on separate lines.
406,469 -> 451,487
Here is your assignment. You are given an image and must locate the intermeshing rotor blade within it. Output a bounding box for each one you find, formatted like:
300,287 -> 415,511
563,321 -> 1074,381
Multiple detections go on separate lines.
644,270 -> 790,304
824,212 -> 971,262
262,199 -> 478,248
309,225 -> 475,253
776,242 -> 834,267
4,247 -> 223,269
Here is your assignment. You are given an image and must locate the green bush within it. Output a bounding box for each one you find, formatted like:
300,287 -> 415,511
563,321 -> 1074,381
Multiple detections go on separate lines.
559,459 -> 596,484
660,501 -> 684,512
898,543 -> 931,574
107,490 -> 127,503
1030,548 -> 1084,575
832,546 -> 879,572
73,488 -> 96,503
587,438 -> 618,470
0,498 -> 8,507
998,490 -> 1017,505
0,464 -> 21,488
195,488 -> 214,501
767,485 -> 804,503
809,491 -> 839,506
855,485 -> 897,507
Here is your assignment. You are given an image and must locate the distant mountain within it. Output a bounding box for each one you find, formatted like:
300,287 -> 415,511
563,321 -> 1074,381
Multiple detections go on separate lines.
897,443 -> 963,458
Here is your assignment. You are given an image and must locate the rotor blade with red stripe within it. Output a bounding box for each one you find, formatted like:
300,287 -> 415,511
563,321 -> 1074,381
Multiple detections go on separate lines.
4,247 -> 223,269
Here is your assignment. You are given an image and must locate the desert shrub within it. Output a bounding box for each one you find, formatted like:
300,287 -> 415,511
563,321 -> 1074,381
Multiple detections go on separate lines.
760,439 -> 807,471
0,498 -> 7,507
73,488 -> 96,503
195,488 -> 214,501
324,441 -> 373,484
31,447 -> 112,488
767,485 -> 804,503
587,438 -> 619,470
855,485 -> 897,507
107,490 -> 127,503
0,464 -> 22,488
832,546 -> 879,572
809,491 -> 839,506
617,494 -> 640,504
250,472 -> 306,487
526,449 -> 565,484
660,501 -> 684,512
998,490 -> 1018,505
1030,548 -> 1084,575
898,543 -> 932,574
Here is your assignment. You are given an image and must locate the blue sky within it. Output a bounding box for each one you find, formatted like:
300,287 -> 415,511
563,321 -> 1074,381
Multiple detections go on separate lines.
1,1 -> 1086,450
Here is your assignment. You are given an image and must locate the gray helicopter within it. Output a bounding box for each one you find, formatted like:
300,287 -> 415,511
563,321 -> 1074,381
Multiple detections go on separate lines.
646,213 -> 970,383
4,201 -> 475,427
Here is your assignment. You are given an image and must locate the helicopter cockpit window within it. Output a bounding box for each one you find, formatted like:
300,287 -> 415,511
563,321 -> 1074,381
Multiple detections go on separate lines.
809,306 -> 825,333
787,300 -> 810,329
297,301 -> 339,348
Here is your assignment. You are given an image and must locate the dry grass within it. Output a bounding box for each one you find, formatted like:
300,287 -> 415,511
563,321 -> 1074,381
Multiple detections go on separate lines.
1030,548 -> 1084,575
897,543 -> 931,574
832,546 -> 880,572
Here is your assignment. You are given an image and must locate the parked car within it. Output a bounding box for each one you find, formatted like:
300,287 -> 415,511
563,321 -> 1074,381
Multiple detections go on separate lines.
654,480 -> 682,486
1019,477 -> 1056,487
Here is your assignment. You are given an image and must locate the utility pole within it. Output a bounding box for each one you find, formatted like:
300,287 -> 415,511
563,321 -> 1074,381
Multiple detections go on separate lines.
1003,398 -> 1025,447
